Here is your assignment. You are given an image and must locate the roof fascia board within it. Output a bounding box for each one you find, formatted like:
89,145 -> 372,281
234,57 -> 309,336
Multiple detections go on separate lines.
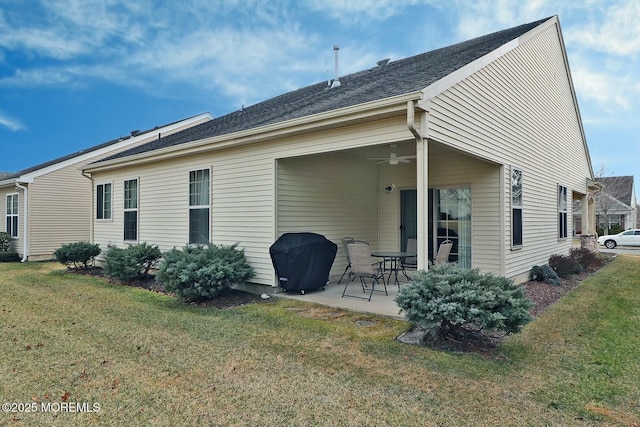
84,93 -> 420,173
550,16 -> 596,181
417,17 -> 557,109
416,16 -> 596,185
13,113 -> 213,183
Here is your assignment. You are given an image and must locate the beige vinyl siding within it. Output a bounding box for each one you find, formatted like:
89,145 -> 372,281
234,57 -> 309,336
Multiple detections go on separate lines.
377,149 -> 502,273
1,116 -> 211,260
93,116 -> 409,285
277,152 -> 378,280
28,167 -> 92,257
377,161 -> 416,251
429,152 -> 502,273
426,23 -> 590,278
92,115 -> 411,286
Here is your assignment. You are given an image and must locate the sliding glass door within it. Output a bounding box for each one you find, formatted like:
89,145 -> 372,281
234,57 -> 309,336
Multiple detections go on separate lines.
401,187 -> 472,268
433,188 -> 471,268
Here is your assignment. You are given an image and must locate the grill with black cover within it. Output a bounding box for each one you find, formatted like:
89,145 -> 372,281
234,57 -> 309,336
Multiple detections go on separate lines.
269,232 -> 337,294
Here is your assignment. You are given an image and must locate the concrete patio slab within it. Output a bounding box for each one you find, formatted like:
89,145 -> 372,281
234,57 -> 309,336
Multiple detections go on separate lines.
276,275 -> 411,319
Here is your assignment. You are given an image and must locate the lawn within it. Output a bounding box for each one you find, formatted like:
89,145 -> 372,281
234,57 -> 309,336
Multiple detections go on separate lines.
1,256 -> 639,426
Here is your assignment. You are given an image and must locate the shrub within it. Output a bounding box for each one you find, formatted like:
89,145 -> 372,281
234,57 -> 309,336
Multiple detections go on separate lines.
0,231 -> 10,251
597,224 -> 623,236
156,243 -> 255,303
395,264 -> 533,339
569,247 -> 604,272
0,251 -> 20,262
54,242 -> 101,270
530,265 -> 561,286
104,242 -> 162,283
548,254 -> 582,278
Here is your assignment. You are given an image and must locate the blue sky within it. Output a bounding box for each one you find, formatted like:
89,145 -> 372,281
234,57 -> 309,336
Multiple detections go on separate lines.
1,0 -> 638,190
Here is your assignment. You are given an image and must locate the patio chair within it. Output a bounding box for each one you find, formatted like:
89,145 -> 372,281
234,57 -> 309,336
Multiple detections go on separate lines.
400,237 -> 417,279
337,237 -> 355,284
337,237 -> 370,284
342,242 -> 387,301
432,240 -> 453,265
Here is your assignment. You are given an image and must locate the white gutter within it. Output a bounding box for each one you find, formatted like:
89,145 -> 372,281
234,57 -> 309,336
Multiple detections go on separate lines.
82,171 -> 94,247
84,92 -> 422,173
406,100 -> 421,142
15,182 -> 28,262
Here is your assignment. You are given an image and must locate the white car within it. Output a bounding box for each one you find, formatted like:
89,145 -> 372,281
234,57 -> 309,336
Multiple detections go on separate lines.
597,229 -> 640,249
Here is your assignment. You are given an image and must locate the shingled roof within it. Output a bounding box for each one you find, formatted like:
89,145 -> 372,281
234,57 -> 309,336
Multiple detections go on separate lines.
99,17 -> 551,163
2,114 -> 210,182
597,176 -> 635,206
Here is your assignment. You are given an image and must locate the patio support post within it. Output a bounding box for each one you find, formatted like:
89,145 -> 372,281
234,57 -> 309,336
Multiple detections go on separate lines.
416,138 -> 429,269
408,100 -> 429,269
581,194 -> 590,235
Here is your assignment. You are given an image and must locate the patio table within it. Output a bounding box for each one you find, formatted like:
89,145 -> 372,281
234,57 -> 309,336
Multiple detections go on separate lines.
370,251 -> 416,290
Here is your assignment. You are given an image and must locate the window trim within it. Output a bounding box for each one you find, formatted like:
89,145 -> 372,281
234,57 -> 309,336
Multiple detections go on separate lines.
5,193 -> 19,238
96,182 -> 113,221
511,167 -> 523,249
123,178 -> 139,242
558,184 -> 568,240
188,168 -> 211,245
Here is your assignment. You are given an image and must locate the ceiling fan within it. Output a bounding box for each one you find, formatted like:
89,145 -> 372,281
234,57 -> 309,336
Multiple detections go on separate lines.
367,147 -> 416,165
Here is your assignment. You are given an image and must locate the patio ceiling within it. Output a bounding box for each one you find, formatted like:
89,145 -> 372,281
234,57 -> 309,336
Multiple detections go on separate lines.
334,139 -> 458,164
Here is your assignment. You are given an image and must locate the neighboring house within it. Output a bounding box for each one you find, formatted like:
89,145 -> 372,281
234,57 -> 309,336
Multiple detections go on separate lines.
0,113 -> 212,261
83,16 -> 597,288
595,176 -> 637,231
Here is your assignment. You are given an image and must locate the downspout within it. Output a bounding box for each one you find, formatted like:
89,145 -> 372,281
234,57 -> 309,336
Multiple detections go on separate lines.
82,171 -> 94,248
15,182 -> 28,262
407,100 -> 421,141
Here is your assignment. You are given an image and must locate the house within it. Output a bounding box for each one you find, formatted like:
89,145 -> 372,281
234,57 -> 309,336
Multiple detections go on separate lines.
0,113 -> 212,261
82,16 -> 597,289
595,176 -> 637,232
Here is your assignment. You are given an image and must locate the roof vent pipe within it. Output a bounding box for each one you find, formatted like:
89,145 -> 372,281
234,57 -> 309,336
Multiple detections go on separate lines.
331,45 -> 341,88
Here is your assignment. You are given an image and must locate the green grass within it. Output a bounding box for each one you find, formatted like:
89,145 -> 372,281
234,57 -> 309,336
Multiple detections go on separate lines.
1,257 -> 639,426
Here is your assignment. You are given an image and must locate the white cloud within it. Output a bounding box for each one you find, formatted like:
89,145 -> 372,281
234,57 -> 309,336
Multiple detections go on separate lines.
565,0 -> 640,56
0,112 -> 25,132
306,0 -> 426,22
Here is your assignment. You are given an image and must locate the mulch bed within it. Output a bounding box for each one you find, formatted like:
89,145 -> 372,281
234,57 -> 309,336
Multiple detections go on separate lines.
73,267 -> 269,309
399,257 -> 614,357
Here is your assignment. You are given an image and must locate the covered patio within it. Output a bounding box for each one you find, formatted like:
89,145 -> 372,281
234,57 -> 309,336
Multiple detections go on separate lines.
275,138 -> 501,288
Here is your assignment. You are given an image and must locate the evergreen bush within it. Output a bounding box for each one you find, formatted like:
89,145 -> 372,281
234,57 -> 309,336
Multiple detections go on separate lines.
395,264 -> 533,339
530,265 -> 561,286
156,243 -> 255,302
0,251 -> 20,262
548,254 -> 582,278
0,231 -> 10,251
104,242 -> 162,282
54,242 -> 101,270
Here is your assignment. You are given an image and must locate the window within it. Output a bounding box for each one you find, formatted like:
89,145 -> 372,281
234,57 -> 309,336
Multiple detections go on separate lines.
511,167 -> 523,247
189,169 -> 210,244
97,183 -> 112,220
6,193 -> 18,237
124,179 -> 138,241
558,185 -> 568,239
